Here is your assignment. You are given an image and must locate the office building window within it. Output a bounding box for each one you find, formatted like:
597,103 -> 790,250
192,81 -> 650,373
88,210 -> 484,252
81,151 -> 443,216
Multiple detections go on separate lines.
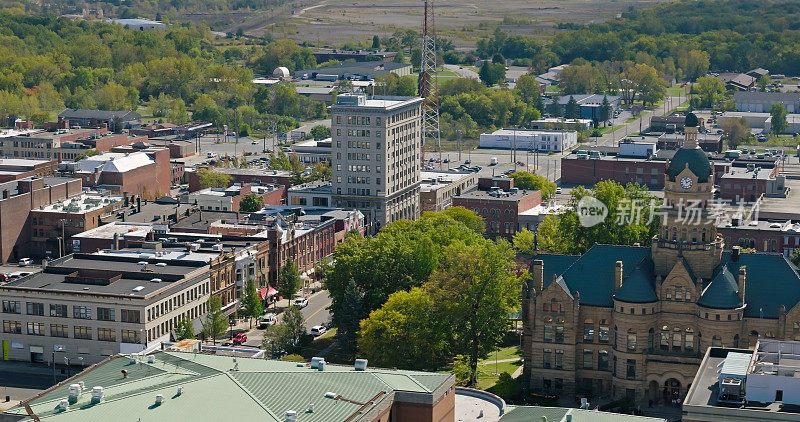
583,350 -> 593,369
555,350 -> 564,369
50,304 -> 68,318
26,302 -> 44,316
27,322 -> 44,335
555,325 -> 564,343
3,320 -> 21,334
122,330 -> 141,344
51,324 -> 68,338
73,306 -> 92,319
626,359 -> 636,380
121,309 -> 141,324
627,329 -> 637,351
97,307 -> 115,322
598,350 -> 609,371
98,328 -> 116,342
543,349 -> 552,368
583,319 -> 594,342
74,326 -> 92,340
2,300 -> 21,314
598,322 -> 609,343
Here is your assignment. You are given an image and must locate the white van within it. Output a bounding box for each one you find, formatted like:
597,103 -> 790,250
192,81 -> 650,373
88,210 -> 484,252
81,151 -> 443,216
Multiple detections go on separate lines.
310,325 -> 327,336
207,152 -> 217,158
18,258 -> 31,266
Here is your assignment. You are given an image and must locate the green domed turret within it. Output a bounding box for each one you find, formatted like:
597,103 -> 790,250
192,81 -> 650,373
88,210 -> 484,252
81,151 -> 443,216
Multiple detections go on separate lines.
666,148 -> 711,182
684,112 -> 699,128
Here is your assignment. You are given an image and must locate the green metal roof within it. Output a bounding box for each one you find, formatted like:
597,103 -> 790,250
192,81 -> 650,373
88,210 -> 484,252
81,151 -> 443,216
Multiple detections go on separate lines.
614,259 -> 658,303
666,147 -> 711,182
541,245 -> 651,307
698,265 -> 742,309
721,251 -> 800,318
4,351 -> 453,422
500,406 -> 666,422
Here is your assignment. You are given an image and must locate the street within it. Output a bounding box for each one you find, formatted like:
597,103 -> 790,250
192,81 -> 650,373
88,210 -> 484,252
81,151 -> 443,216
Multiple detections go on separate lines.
238,290 -> 331,348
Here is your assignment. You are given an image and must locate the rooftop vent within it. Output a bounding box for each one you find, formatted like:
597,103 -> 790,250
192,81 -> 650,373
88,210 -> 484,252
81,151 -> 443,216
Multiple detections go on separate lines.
90,386 -> 104,404
310,357 -> 324,369
58,399 -> 68,411
307,403 -> 315,413
284,410 -> 297,422
150,278 -> 162,283
354,359 -> 368,371
147,355 -> 155,364
155,394 -> 164,405
324,392 -> 337,399
155,262 -> 167,267
132,286 -> 144,292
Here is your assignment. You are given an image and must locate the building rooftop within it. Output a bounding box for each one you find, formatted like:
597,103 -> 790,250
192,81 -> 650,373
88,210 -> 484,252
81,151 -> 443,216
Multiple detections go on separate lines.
3,351 -> 453,422
485,128 -> 575,137
332,94 -> 421,110
500,406 -> 666,422
289,180 -> 332,194
0,253 -> 207,299
33,193 -> 122,214
721,166 -> 775,180
58,109 -> 140,121
71,222 -> 155,240
0,158 -> 52,167
420,171 -> 472,192
456,189 -> 536,201
70,152 -> 155,174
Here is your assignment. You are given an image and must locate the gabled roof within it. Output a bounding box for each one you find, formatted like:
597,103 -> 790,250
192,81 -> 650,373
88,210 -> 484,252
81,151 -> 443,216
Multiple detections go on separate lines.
534,253 -> 579,292
698,265 -> 742,309
539,244 -> 651,307
614,258 -> 658,303
721,251 -> 800,318
58,108 -> 141,121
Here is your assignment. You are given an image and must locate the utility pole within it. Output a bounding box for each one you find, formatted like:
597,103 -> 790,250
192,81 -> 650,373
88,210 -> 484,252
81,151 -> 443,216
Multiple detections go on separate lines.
456,129 -> 462,162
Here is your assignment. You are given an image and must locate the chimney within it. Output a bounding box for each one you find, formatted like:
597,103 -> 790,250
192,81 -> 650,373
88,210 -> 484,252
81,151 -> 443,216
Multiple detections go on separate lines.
738,266 -> 746,303
614,261 -> 623,290
732,246 -> 740,262
113,232 -> 119,250
533,260 -> 544,293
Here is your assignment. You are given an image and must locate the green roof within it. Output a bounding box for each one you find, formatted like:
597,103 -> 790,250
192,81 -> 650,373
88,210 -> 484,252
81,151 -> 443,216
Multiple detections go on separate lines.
721,251 -> 800,318
614,259 -> 658,303
500,406 -> 666,422
3,351 -> 453,422
666,147 -> 711,182
698,265 -> 742,309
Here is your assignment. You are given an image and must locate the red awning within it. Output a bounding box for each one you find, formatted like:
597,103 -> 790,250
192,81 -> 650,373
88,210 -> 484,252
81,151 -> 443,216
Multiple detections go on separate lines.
259,286 -> 278,300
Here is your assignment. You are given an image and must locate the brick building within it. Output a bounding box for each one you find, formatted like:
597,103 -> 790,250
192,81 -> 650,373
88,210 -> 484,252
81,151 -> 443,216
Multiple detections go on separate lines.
188,183 -> 285,212
29,193 -> 123,259
0,123 -> 147,161
0,158 -> 58,182
419,171 -> 477,213
523,114 -> 800,406
59,149 -> 171,199
717,219 -> 800,257
718,166 -> 785,202
0,176 -> 82,263
186,167 -> 294,193
452,177 -> 541,238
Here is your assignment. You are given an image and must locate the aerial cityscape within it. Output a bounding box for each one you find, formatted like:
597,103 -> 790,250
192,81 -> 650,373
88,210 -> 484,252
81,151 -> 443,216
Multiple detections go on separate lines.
2,0 -> 800,421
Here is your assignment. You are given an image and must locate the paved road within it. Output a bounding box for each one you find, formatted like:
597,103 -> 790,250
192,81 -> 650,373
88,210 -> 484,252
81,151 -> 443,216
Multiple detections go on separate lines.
443,64 -> 478,79
240,290 -> 331,348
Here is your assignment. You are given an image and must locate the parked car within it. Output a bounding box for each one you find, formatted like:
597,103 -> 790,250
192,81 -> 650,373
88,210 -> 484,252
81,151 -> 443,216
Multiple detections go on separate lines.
18,258 -> 31,266
251,140 -> 258,145
232,333 -> 247,344
258,313 -> 278,329
464,159 -> 471,165
310,325 -> 327,336
293,297 -> 308,308
556,187 -> 563,194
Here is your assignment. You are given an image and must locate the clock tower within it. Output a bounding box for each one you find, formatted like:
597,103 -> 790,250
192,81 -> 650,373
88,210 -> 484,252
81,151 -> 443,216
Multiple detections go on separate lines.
652,112 -> 723,279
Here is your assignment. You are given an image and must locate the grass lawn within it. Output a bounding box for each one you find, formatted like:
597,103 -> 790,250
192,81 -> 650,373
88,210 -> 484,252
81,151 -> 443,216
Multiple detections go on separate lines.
480,346 -> 522,363
601,124 -> 624,134
546,85 -> 562,93
667,85 -> 689,96
435,70 -> 460,77
476,360 -> 523,390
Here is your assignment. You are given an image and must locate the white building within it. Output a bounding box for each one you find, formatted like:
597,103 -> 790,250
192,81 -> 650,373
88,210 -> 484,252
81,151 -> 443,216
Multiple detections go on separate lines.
479,129 -> 578,152
330,94 -> 423,233
109,18 -> 166,31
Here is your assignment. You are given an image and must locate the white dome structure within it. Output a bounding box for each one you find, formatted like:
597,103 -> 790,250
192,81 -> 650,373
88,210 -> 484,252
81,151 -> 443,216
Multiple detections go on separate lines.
273,66 -> 290,79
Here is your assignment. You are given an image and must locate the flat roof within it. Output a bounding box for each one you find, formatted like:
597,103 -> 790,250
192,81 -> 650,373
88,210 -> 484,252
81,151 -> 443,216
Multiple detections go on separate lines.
485,128 -> 576,137
721,167 -> 774,180
3,351 -> 453,422
721,352 -> 752,376
455,189 -> 536,201
0,254 -> 207,299
0,158 -> 52,167
33,193 -> 122,214
71,222 -> 154,240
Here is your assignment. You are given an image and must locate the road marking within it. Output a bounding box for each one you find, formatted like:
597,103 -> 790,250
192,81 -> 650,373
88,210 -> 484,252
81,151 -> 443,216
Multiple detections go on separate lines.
303,305 -> 327,325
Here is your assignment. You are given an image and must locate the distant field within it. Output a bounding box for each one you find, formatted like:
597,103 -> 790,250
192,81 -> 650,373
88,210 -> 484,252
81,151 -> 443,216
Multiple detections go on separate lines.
208,0 -> 674,48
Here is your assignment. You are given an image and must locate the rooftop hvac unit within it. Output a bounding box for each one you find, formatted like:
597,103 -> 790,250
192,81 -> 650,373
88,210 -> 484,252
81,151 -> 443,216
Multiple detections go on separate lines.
284,410 -> 297,422
354,359 -> 368,371
90,386 -> 104,404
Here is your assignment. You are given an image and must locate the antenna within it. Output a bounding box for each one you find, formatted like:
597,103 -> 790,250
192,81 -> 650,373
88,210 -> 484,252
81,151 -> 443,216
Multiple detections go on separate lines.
420,0 -> 441,168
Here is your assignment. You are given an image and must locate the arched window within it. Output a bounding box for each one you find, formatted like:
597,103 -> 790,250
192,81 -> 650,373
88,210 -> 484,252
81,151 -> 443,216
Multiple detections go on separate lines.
627,329 -> 637,351
685,290 -> 692,302
675,285 -> 683,301
660,325 -> 670,351
673,327 -> 682,352
614,325 -> 618,348
794,322 -> 800,341
647,328 -> 654,350
583,318 -> 595,342
685,328 -> 694,352
599,320 -> 610,343
733,334 -> 740,348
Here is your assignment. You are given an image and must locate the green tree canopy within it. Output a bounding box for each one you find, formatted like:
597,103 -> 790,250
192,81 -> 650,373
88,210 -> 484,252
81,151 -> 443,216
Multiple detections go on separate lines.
310,125 -> 331,139
175,318 -> 195,340
693,76 -> 726,109
277,260 -> 302,301
508,171 -> 557,200
201,296 -> 228,345
771,103 -> 788,134
239,193 -> 264,212
240,278 -> 264,328
262,305 -> 306,356
197,168 -> 232,189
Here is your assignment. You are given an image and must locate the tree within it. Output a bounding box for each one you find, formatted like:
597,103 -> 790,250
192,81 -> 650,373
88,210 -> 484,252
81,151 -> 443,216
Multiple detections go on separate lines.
508,171 -> 557,200
175,318 -> 195,340
622,63 -> 665,106
565,96 -> 580,119
310,125 -> 331,139
536,181 -> 661,255
693,76 -> 725,109
479,62 -> 505,87
239,123 -> 250,137
410,48 -> 422,70
557,62 -> 601,94
426,240 -> 522,386
358,287 -> 448,371
240,278 -> 263,328
336,79 -> 354,94
757,75 -> 771,92
771,103 -> 788,134
514,74 -> 542,111
721,117 -> 750,148
277,260 -> 302,301
337,279 -> 364,358
239,193 -> 264,212
262,305 -> 306,356
599,96 -> 612,126
512,228 -> 536,254
681,49 -> 710,82
307,161 -> 331,182
196,168 -> 232,189
372,35 -> 381,50
792,249 -> 800,267
550,95 -> 562,117
201,296 -> 227,345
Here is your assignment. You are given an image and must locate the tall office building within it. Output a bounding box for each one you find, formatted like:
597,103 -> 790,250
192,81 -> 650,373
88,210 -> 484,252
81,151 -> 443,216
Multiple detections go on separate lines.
331,94 -> 423,233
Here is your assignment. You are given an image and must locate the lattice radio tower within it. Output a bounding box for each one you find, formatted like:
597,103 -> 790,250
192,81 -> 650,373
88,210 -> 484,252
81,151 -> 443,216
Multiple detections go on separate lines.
419,0 -> 441,166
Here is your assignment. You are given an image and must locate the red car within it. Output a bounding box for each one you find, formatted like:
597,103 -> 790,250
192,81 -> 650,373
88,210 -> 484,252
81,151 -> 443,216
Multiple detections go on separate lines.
232,333 -> 247,344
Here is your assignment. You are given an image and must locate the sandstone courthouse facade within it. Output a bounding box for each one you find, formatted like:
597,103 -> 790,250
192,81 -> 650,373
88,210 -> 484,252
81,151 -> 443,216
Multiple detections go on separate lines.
523,114 -> 800,404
